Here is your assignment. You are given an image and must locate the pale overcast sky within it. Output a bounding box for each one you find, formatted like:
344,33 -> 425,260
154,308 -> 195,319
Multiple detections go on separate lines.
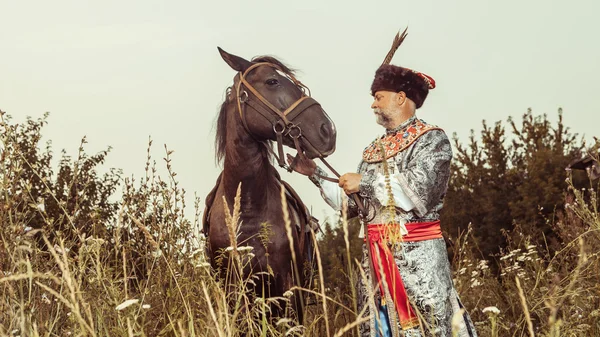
2,0 -> 599,224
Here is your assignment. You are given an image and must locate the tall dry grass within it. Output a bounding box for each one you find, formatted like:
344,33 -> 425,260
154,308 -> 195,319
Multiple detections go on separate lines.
1,111 -> 598,336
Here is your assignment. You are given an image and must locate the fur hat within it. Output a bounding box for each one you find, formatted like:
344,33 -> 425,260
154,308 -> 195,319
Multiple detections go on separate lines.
370,64 -> 436,109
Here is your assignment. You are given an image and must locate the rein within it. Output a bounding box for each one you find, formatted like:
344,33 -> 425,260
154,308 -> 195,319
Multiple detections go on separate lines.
233,62 -> 370,219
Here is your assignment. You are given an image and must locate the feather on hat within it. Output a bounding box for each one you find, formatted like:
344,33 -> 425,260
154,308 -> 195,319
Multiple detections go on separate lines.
370,28 -> 435,109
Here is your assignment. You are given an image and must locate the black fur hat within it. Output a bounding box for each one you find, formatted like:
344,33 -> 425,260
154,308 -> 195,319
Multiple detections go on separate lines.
370,64 -> 436,109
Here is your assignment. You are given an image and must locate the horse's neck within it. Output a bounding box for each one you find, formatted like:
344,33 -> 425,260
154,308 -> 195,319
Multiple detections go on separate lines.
221,114 -> 278,207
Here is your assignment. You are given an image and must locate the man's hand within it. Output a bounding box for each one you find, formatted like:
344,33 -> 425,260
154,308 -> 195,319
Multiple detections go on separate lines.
338,173 -> 362,195
286,153 -> 316,176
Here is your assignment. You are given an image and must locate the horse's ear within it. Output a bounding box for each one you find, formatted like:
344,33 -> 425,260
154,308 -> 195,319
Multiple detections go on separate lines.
217,47 -> 251,73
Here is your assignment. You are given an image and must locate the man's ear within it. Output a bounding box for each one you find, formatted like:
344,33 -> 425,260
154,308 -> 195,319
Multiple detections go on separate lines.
396,91 -> 407,106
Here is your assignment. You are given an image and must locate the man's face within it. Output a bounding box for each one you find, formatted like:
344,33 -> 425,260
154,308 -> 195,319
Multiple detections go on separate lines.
371,91 -> 400,128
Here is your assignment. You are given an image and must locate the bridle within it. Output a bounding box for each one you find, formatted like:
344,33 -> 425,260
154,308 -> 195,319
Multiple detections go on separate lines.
233,62 -> 371,219
234,62 -> 337,176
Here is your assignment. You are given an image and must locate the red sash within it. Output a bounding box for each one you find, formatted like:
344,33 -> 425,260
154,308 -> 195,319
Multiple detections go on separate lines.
366,221 -> 442,329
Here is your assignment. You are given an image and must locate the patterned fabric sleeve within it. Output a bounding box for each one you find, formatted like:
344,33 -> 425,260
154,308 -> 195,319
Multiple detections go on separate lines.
359,169 -> 377,199
396,129 -> 452,217
312,166 -> 361,218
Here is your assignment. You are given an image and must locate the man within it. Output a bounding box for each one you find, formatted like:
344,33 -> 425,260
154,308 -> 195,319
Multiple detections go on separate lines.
288,38 -> 477,337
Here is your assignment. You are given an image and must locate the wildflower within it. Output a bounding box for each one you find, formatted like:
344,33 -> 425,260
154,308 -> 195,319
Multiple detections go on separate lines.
37,203 -> 45,212
24,226 -> 33,232
276,318 -> 293,326
458,267 -> 467,275
151,250 -> 162,258
470,279 -> 481,288
283,290 -> 294,298
482,306 -> 500,315
238,246 -> 253,252
41,293 -> 51,304
53,244 -> 70,255
142,304 -> 151,309
115,299 -> 139,311
477,261 -> 489,270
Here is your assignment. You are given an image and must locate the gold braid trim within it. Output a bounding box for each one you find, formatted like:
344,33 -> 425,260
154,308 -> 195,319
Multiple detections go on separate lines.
376,141 -> 403,246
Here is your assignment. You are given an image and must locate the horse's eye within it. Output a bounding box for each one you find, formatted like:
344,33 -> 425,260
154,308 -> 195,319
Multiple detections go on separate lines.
266,78 -> 279,86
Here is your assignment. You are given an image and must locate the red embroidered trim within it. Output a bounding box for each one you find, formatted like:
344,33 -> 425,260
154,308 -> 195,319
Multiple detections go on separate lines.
362,119 -> 441,163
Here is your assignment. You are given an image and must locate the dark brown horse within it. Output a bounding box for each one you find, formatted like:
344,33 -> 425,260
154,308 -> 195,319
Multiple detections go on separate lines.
203,48 -> 336,322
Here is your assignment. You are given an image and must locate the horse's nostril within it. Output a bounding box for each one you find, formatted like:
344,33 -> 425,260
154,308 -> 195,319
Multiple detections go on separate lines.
320,123 -> 331,138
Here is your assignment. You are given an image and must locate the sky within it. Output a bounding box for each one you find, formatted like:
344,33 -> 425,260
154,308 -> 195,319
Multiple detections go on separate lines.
1,0 -> 599,224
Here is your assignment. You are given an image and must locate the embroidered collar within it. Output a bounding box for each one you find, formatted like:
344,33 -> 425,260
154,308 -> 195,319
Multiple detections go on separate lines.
362,118 -> 441,163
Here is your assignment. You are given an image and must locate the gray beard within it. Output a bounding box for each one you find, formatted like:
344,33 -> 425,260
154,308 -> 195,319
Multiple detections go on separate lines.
375,114 -> 390,126
374,108 -> 396,128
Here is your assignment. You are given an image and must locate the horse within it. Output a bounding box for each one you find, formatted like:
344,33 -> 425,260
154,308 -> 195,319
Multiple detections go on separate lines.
203,47 -> 336,323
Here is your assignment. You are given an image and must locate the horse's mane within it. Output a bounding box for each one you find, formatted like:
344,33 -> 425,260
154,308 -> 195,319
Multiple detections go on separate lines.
215,55 -> 296,165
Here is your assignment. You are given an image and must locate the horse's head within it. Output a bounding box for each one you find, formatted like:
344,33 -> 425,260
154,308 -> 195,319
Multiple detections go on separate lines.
218,47 -> 336,159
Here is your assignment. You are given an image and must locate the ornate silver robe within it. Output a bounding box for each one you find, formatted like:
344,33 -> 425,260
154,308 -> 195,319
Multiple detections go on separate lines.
314,116 -> 477,337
